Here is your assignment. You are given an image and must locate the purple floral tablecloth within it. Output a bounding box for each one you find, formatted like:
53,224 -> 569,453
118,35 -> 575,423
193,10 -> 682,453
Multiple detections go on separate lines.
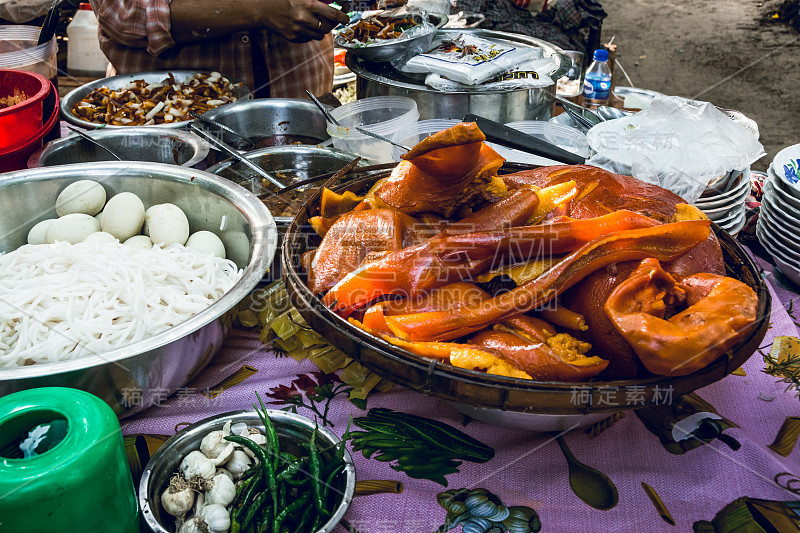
124,252 -> 800,533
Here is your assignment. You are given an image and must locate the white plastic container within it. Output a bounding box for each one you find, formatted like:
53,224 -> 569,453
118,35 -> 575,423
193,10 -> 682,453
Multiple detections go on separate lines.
0,26 -> 57,81
327,96 -> 419,163
390,119 -> 460,161
492,121 -> 591,166
67,3 -> 109,77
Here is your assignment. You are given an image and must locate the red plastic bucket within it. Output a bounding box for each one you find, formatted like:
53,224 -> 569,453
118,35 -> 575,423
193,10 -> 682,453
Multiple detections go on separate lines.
0,79 -> 59,172
0,69 -> 50,149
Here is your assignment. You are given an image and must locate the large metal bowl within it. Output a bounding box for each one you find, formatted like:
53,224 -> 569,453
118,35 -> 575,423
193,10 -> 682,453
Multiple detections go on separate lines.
139,410 -> 356,533
61,70 -> 251,130
281,172 -> 771,431
199,99 -> 331,165
0,162 -> 276,417
347,29 -> 570,123
27,128 -> 210,167
334,11 -> 447,62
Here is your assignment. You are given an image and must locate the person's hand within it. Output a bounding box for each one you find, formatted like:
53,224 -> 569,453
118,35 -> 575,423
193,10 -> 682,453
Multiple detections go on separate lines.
260,0 -> 350,42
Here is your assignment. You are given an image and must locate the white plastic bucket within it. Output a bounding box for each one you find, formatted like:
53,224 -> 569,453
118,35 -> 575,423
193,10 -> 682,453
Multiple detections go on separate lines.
0,26 -> 58,82
327,96 -> 419,163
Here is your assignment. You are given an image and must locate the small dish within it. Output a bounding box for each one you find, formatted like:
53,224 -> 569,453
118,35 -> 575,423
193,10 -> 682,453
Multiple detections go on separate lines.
139,409 -> 355,533
762,183 -> 800,228
694,169 -> 750,208
758,206 -> 800,256
712,203 -> 745,227
756,216 -> 800,262
772,143 -> 800,190
765,174 -> 800,214
725,208 -> 747,238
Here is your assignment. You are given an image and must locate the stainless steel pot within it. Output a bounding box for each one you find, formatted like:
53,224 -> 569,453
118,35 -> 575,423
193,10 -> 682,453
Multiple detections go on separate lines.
0,163 -> 277,418
346,29 -> 570,123
28,127 -> 210,167
200,99 -> 332,165
139,410 -> 356,533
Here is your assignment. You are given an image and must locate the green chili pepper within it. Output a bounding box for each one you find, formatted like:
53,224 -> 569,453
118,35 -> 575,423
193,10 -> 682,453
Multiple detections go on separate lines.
284,476 -> 310,488
322,462 -> 344,510
275,457 -> 310,482
309,425 -> 330,519
294,509 -> 316,533
278,480 -> 287,509
232,472 -> 264,530
242,491 -> 270,531
255,391 -> 280,471
256,504 -> 274,533
274,491 -> 311,532
225,435 -> 279,527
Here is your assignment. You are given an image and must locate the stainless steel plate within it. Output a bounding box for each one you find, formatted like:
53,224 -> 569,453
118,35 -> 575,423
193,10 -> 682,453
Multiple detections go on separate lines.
61,70 -> 252,129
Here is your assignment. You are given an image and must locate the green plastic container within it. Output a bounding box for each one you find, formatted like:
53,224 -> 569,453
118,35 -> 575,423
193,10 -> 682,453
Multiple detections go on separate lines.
0,388 -> 139,532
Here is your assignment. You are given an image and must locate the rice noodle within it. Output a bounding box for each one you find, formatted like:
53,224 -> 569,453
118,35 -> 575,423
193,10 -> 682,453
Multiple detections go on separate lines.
0,241 -> 243,368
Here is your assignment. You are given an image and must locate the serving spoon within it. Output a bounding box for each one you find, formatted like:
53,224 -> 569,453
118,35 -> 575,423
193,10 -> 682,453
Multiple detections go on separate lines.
66,126 -> 122,161
552,433 -> 619,510
189,123 -> 288,190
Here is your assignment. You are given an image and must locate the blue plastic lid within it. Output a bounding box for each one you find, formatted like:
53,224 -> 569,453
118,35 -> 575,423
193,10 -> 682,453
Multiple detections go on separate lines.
593,49 -> 609,62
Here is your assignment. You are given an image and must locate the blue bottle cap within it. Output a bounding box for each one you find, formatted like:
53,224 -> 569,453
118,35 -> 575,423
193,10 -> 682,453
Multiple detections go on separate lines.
593,49 -> 609,62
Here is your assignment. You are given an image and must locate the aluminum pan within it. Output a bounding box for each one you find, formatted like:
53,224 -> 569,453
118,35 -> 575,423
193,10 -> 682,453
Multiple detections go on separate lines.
0,163 -> 276,417
61,70 -> 252,129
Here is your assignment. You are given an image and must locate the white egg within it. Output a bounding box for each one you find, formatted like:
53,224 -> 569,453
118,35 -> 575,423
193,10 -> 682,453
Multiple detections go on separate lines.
144,203 -> 190,246
185,231 -> 226,258
27,219 -> 56,245
45,214 -> 101,244
83,231 -> 119,244
102,192 -> 145,241
55,180 -> 106,217
123,235 -> 153,250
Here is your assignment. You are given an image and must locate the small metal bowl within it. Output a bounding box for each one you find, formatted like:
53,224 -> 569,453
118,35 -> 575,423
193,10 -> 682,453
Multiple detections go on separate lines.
334,12 -> 446,62
28,127 -> 210,167
61,70 -> 251,130
139,409 -> 356,533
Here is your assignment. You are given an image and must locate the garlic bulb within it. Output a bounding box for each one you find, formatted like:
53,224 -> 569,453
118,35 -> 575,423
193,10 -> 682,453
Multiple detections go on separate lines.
199,503 -> 231,533
212,443 -> 235,466
200,430 -> 229,459
239,431 -> 267,459
160,475 -> 194,517
180,450 -> 216,480
177,517 -> 205,533
205,473 -> 236,507
230,422 -> 248,436
225,450 -> 253,479
215,468 -> 234,482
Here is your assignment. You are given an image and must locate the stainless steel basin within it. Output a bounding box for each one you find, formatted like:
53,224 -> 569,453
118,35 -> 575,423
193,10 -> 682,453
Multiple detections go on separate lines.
0,162 -> 276,417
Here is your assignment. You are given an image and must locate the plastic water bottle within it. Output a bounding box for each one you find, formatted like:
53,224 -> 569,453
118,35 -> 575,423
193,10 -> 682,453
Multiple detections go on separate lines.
66,3 -> 109,77
583,48 -> 612,108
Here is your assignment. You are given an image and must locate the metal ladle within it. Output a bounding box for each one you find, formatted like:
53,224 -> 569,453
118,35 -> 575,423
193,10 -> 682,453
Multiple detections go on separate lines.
552,433 -> 619,510
189,123 -> 288,190
66,126 -> 122,161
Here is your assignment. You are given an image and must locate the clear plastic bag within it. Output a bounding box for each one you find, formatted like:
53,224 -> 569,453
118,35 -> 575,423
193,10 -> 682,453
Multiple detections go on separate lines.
586,95 -> 765,203
424,57 -> 555,91
397,33 -> 542,85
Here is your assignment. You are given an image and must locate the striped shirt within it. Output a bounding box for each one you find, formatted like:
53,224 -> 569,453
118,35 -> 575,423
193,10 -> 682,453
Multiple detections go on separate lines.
89,0 -> 334,98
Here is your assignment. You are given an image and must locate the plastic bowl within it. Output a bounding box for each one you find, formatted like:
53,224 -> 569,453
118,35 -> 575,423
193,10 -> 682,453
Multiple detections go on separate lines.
390,118 -> 461,161
0,69 -> 50,149
327,96 -> 419,163
139,409 -> 355,533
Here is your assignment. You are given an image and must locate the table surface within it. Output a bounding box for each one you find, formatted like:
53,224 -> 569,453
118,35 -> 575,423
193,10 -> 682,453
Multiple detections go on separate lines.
124,248 -> 800,533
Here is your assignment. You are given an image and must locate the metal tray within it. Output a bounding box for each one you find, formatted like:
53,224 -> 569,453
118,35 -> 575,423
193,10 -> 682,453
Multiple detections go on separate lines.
61,70 -> 251,130
281,172 -> 771,421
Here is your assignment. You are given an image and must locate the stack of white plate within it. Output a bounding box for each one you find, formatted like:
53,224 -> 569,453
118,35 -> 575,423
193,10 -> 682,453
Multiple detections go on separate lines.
693,168 -> 750,237
756,143 -> 800,285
